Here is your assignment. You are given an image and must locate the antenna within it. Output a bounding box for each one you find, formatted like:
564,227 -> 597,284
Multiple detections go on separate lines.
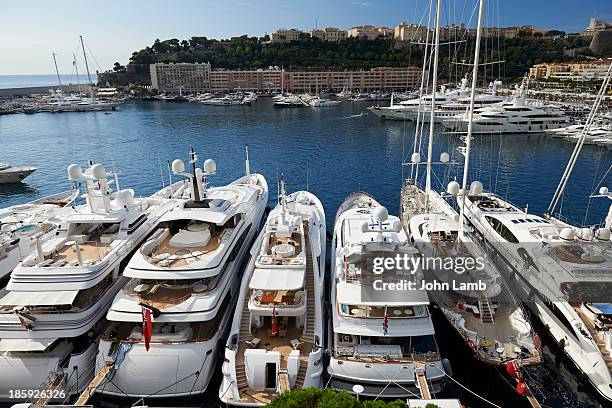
52,53 -> 62,88
167,160 -> 172,186
245,145 -> 251,177
189,147 -> 200,201
157,151 -> 165,188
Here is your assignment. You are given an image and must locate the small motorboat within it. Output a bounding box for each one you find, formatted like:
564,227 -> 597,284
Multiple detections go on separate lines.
0,163 -> 37,184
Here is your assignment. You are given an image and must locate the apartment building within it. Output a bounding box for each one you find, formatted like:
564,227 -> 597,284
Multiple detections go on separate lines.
394,22 -> 429,42
150,64 -> 423,93
150,63 -> 211,93
310,27 -> 347,42
528,60 -> 610,81
347,25 -> 394,40
270,28 -> 304,43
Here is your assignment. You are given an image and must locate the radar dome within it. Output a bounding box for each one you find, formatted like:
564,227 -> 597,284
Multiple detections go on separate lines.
392,220 -> 402,233
1,224 -> 11,233
195,168 -> 203,177
559,227 -> 575,241
67,164 -> 83,181
447,181 -> 460,196
361,221 -> 370,233
91,164 -> 106,180
580,228 -> 593,241
204,159 -> 217,174
599,187 -> 609,195
115,189 -> 135,207
172,159 -> 185,174
595,228 -> 611,241
440,152 -> 450,164
373,206 -> 388,223
469,181 -> 483,195
411,153 -> 420,164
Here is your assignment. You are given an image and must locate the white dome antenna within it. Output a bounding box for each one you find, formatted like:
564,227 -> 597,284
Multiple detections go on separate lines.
67,164 -> 83,181
439,152 -> 450,164
559,227 -> 575,241
469,181 -> 483,196
595,228 -> 611,241
203,159 -> 217,175
172,159 -> 185,175
373,206 -> 388,223
447,181 -> 460,196
411,153 -> 420,164
91,164 -> 106,180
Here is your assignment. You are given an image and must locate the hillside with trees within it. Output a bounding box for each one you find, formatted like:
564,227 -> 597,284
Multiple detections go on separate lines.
106,34 -> 592,86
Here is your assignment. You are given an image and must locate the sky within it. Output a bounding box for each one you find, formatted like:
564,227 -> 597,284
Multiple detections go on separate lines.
1,0 -> 611,75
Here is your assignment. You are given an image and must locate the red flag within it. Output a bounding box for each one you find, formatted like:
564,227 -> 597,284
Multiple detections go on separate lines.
271,306 -> 278,336
141,306 -> 152,351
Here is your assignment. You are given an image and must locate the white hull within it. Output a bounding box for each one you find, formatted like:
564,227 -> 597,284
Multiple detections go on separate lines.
0,168 -> 36,184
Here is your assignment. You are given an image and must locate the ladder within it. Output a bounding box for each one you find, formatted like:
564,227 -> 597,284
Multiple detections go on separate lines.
414,362 -> 431,400
74,363 -> 113,406
479,297 -> 494,324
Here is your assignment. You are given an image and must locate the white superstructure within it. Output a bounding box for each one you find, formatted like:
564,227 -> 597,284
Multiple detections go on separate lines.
327,192 -> 447,398
219,179 -> 326,406
94,149 -> 268,399
456,186 -> 612,402
0,163 -> 172,402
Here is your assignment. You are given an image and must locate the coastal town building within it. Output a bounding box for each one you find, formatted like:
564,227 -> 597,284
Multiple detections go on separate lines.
581,18 -> 612,38
310,27 -> 347,41
149,63 -> 423,93
270,28 -> 304,43
150,62 -> 211,93
347,25 -> 393,40
528,60 -> 610,81
394,22 -> 429,42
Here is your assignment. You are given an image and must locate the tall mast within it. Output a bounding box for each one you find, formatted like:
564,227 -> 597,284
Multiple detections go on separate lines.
73,53 -> 81,94
80,35 -> 93,97
424,0 -> 442,212
458,0 -> 485,235
52,53 -> 62,88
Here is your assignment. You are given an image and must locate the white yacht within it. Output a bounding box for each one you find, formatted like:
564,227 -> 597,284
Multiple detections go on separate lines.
327,192 -> 448,398
0,190 -> 78,282
201,95 -> 245,106
401,182 -> 542,368
309,97 -> 341,107
94,150 -> 268,399
455,184 -> 612,402
39,90 -> 119,113
367,80 -> 470,121
0,163 -> 37,184
219,179 -> 326,405
0,163 -> 172,402
443,86 -> 569,134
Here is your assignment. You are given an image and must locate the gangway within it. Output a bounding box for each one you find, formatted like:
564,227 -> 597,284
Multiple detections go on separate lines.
414,362 -> 431,400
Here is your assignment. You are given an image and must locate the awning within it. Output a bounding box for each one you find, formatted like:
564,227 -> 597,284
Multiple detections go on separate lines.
159,208 -> 228,225
0,338 -> 57,352
0,289 -> 79,306
249,268 -> 304,291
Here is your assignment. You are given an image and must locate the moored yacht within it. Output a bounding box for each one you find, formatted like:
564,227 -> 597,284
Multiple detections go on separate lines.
219,178 -> 326,405
328,192 -> 448,398
0,190 -> 78,283
94,149 -> 268,399
0,163 -> 172,402
455,184 -> 612,402
0,163 -> 37,184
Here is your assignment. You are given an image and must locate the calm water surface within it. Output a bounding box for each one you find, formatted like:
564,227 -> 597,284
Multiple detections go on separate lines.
0,99 -> 610,407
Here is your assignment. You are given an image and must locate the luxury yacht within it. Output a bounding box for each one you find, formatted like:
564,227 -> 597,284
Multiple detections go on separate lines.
402,180 -> 542,368
0,190 -> 78,283
443,85 -> 569,134
0,163 -> 37,184
40,90 -> 119,113
367,80 -> 470,121
455,183 -> 612,402
327,192 -> 448,398
0,163 -> 172,402
219,178 -> 326,405
94,150 -> 268,399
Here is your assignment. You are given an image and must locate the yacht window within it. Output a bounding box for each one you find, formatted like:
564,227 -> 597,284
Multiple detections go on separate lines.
411,335 -> 437,353
227,225 -> 251,263
485,216 -> 519,243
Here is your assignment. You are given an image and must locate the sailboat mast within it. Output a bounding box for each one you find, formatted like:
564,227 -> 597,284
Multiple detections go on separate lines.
52,53 -> 62,88
73,53 -> 81,94
424,0 -> 442,212
458,0 -> 485,235
80,35 -> 93,97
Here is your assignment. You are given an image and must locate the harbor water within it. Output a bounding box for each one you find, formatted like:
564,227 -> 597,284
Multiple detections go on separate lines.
0,99 -> 610,407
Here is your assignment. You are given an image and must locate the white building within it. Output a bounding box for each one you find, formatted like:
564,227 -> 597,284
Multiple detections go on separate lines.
347,25 -> 393,40
394,22 -> 429,42
270,28 -> 304,43
310,27 -> 347,42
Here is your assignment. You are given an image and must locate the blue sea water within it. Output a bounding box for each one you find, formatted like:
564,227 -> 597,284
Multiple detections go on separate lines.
0,74 -> 96,89
0,99 -> 609,407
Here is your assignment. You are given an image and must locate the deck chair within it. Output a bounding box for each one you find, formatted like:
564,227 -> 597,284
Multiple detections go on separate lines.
245,337 -> 261,348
